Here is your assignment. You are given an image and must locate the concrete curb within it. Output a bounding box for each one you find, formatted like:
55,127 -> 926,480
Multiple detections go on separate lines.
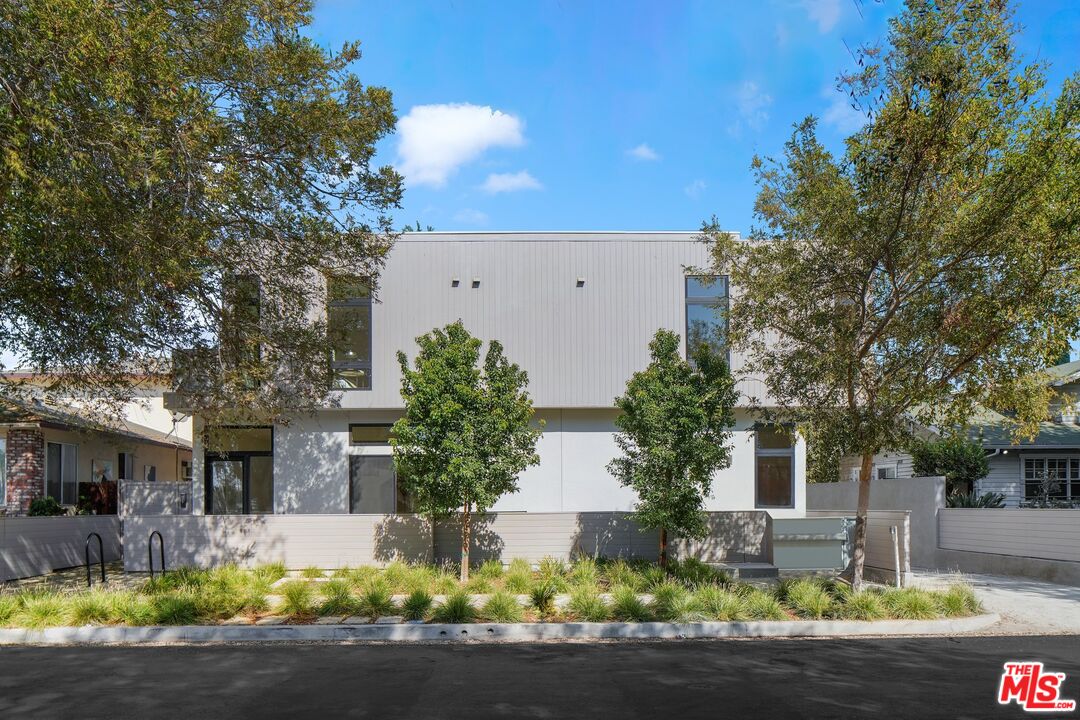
0,613 -> 999,646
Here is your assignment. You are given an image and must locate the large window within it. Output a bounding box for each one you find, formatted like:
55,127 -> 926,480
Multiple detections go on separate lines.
222,274 -> 261,376
327,276 -> 372,390
685,275 -> 728,360
349,456 -> 413,513
46,441 -> 78,505
204,427 -> 273,514
1024,457 -> 1080,501
755,425 -> 794,508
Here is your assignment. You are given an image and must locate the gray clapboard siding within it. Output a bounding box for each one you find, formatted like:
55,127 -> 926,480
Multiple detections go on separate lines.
122,511 -> 773,571
975,454 -> 1023,506
1,516 -> 121,582
938,509 -> 1080,562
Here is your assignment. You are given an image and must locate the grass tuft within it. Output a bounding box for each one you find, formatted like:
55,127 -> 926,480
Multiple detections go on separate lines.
785,579 -> 834,620
567,587 -> 610,622
744,589 -> 788,620
401,589 -> 433,622
319,579 -> 359,617
610,585 -> 651,622
280,581 -> 315,617
482,591 -> 524,623
838,591 -> 887,621
695,585 -> 747,621
432,591 -> 475,624
358,580 -> 396,619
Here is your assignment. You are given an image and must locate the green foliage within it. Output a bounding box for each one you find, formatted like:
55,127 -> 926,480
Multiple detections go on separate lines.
600,559 -> 645,591
702,0 -> 1080,588
300,567 -> 325,580
838,591 -> 887,621
882,588 -> 939,620
401,590 -> 434,622
567,588 -> 611,622
67,591 -> 118,626
609,330 -> 737,563
912,438 -> 991,496
743,589 -> 787,621
392,322 -> 543,580
610,585 -> 652,622
936,585 -> 981,617
280,581 -> 315,617
504,559 -> 534,593
431,592 -> 476,624
569,558 -> 600,589
668,558 -> 730,589
151,591 -> 200,625
784,579 -> 834,620
358,581 -> 396,619
476,559 -> 506,581
947,491 -> 1006,508
28,497 -> 66,517
528,581 -> 560,617
252,563 -> 287,585
0,594 -> 19,625
464,576 -> 494,594
481,591 -> 524,623
695,586 -> 747,621
319,580 -> 359,617
15,592 -> 67,629
0,0 -> 403,419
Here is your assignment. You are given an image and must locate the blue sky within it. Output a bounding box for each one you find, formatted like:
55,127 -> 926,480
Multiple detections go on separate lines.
308,0 -> 1080,237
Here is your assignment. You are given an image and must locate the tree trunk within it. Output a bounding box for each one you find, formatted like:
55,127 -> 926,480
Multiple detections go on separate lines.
658,527 -> 668,569
460,503 -> 471,583
851,452 -> 873,592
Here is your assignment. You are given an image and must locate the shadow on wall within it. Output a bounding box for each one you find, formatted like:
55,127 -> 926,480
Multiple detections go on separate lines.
570,512 -> 660,561
432,515 -> 506,565
372,514 -> 433,564
273,419 -> 350,514
673,512 -> 773,564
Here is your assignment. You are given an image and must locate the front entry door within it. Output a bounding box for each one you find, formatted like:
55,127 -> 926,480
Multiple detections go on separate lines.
205,456 -> 273,514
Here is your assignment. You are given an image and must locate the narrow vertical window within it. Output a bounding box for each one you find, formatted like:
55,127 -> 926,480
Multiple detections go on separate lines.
685,275 -> 728,359
755,425 -> 794,508
222,274 -> 261,378
0,437 -> 6,506
327,276 -> 373,389
46,442 -> 78,505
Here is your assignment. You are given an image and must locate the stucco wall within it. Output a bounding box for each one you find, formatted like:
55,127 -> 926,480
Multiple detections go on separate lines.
192,409 -> 806,516
0,515 -> 121,581
120,481 -> 194,517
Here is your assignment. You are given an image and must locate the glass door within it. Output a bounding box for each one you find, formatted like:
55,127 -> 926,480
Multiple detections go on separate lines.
208,460 -> 244,514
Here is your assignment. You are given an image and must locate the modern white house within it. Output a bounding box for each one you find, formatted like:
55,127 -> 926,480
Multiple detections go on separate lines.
176,232 -> 807,521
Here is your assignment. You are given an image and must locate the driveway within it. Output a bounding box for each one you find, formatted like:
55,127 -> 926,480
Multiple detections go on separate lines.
912,570 -> 1080,635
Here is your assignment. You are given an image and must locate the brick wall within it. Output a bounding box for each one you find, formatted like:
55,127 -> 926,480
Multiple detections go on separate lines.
6,427 -> 44,515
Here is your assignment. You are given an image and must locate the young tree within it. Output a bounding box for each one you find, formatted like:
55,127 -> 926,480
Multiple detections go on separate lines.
608,330 -> 737,567
703,0 -> 1079,589
910,436 -> 990,496
391,322 -> 542,581
0,0 -> 402,421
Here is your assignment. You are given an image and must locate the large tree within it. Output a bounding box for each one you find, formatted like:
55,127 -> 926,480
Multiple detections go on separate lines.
0,0 -> 402,421
391,322 -> 542,582
608,330 -> 737,567
703,0 -> 1078,589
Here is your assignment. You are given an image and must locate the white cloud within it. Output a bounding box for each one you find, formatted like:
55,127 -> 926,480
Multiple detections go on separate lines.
821,86 -> 866,135
396,103 -> 525,188
481,170 -> 543,194
684,179 -> 707,199
626,143 -> 661,161
453,208 -> 489,225
727,81 -> 773,137
802,0 -> 840,33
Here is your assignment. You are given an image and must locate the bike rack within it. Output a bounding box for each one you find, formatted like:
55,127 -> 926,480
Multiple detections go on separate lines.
85,532 -> 105,588
148,531 -> 165,580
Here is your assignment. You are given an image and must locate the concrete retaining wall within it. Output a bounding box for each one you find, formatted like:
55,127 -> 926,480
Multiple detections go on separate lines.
122,511 -> 773,571
0,516 -> 122,581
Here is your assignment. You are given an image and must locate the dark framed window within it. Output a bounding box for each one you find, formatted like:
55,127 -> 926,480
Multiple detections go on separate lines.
327,276 -> 372,390
46,441 -> 78,505
1024,457 -> 1079,500
204,426 -> 273,515
685,275 -> 728,360
349,456 -> 414,513
118,452 -> 134,481
222,274 -> 261,383
350,424 -> 394,445
755,424 -> 794,508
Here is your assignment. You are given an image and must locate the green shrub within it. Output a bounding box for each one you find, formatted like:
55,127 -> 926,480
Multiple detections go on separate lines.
784,579 -> 834,620
640,565 -> 667,590
947,491 -> 1006,508
0,594 -> 20,625
300,566 -> 325,580
16,592 -> 67,629
464,576 -> 494,594
401,589 -> 433,622
507,558 -> 532,575
882,588 -> 939,620
67,590 -> 115,625
476,559 -> 505,581
358,580 -> 396,618
151,591 -> 200,625
280,581 -> 315,617
669,558 -> 730,589
504,567 -> 533,593
569,558 -> 599,588
743,589 -> 787,620
347,565 -> 380,589
839,591 -> 887,621
610,585 -> 651,622
937,584 -> 981,616
430,569 -> 460,595
482,591 -> 524,623
110,593 -> 156,625
253,562 -> 287,584
695,586 -> 747,621
650,581 -> 687,619
28,497 -> 66,516
601,559 -> 643,591
432,592 -> 475,624
537,557 -> 569,592
400,565 -> 437,594
381,561 -> 411,591
567,587 -> 610,622
319,579 -> 359,616
529,580 -> 559,616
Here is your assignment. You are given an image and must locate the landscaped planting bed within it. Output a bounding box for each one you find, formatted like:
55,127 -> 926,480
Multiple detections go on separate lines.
0,558 -> 982,628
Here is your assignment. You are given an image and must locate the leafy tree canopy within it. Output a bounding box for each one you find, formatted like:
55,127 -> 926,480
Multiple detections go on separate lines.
911,435 -> 990,495
391,321 -> 542,580
702,0 -> 1078,587
608,330 -> 737,565
0,0 -> 402,421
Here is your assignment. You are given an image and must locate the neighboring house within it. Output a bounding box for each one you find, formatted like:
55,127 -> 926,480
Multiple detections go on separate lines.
0,381 -> 193,516
837,359 -> 1080,507
169,232 -> 808,519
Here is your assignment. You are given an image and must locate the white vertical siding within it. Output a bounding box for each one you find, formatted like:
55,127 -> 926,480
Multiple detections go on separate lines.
975,453 -> 1023,506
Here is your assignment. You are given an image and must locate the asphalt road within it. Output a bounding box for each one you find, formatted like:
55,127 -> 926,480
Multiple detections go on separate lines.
0,636 -> 1077,719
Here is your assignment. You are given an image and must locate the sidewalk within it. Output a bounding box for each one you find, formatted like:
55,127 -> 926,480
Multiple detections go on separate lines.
911,570 -> 1080,635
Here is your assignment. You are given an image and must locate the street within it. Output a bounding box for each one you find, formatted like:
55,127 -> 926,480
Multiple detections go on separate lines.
0,636 -> 1077,719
